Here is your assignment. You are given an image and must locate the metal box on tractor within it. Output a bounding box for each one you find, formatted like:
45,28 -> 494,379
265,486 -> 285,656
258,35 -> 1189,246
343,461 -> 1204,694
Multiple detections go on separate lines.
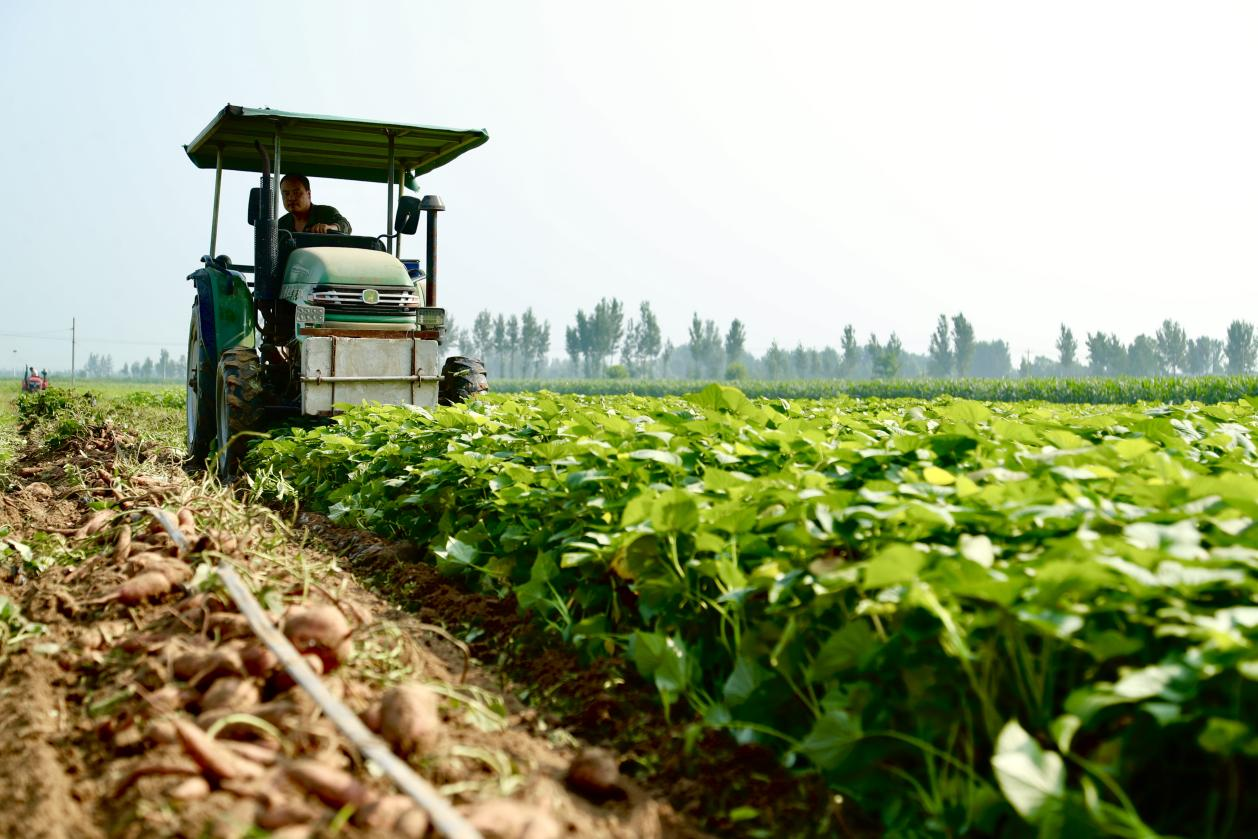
183,105 -> 490,476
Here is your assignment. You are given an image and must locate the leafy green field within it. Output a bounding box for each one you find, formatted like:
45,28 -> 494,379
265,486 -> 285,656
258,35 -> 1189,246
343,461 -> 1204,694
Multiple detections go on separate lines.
494,375 -> 1258,405
250,386 -> 1258,836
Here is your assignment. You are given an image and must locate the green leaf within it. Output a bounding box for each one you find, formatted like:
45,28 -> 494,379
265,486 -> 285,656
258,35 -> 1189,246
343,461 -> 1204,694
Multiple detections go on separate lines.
797,708 -> 862,770
863,544 -> 925,588
991,720 -> 1065,824
652,489 -> 700,533
808,620 -> 879,681
1197,717 -> 1250,756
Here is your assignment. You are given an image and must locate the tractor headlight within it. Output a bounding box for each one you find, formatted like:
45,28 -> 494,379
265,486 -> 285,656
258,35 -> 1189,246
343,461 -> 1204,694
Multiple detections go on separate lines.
417,307 -> 446,328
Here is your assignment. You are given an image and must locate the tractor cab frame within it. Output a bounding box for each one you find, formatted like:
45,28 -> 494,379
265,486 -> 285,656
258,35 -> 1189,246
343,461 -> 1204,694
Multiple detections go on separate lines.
183,104 -> 490,475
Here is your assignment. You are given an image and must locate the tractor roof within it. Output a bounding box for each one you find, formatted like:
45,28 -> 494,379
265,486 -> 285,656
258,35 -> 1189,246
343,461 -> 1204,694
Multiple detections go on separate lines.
184,104 -> 488,184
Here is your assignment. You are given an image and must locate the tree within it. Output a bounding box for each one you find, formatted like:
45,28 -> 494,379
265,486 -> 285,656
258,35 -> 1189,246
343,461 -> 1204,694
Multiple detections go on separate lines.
1226,320 -> 1256,374
574,297 -> 624,375
1154,319 -> 1188,375
971,340 -> 1012,377
1085,332 -> 1125,376
622,302 -> 663,376
1056,324 -> 1078,371
724,319 -> 747,364
1186,336 -> 1223,376
1127,335 -> 1158,376
564,325 -> 582,374
635,303 -> 662,375
505,315 -> 520,377
471,311 -> 494,364
875,333 -> 903,378
840,325 -> 860,378
520,308 -> 549,377
928,314 -> 953,377
687,313 -> 722,378
951,313 -> 975,376
763,341 -> 788,379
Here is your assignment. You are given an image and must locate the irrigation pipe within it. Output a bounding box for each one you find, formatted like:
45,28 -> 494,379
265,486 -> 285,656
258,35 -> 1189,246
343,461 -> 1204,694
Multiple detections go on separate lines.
216,562 -> 482,839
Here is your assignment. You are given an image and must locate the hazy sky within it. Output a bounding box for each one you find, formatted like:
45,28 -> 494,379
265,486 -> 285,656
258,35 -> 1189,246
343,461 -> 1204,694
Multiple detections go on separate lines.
2,1 -> 1256,372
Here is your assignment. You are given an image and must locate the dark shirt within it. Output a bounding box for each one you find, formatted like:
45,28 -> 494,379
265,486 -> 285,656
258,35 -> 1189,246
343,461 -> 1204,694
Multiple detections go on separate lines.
278,204 -> 352,235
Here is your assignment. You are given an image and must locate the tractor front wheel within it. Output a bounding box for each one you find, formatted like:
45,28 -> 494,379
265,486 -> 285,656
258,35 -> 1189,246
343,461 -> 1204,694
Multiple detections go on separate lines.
438,356 -> 489,405
186,301 -> 215,462
215,346 -> 263,480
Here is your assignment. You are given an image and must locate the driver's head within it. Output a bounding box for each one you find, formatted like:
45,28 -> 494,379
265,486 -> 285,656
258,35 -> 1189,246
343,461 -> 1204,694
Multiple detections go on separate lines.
280,174 -> 312,215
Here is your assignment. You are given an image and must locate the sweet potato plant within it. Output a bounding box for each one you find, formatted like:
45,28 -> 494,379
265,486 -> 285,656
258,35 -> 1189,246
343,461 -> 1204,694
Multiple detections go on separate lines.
252,386 -> 1258,836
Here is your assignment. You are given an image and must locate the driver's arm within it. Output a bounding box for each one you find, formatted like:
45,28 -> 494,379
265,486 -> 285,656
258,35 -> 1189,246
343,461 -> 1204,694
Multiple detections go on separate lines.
310,205 -> 352,235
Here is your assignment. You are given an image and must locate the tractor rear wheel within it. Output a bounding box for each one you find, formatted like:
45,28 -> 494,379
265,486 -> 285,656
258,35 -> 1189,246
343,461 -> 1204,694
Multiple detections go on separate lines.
438,356 -> 489,405
186,301 -> 215,462
215,346 -> 263,480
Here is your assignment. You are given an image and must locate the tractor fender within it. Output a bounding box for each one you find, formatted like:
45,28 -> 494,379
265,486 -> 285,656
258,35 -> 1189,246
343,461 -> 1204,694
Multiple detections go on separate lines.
188,265 -> 256,359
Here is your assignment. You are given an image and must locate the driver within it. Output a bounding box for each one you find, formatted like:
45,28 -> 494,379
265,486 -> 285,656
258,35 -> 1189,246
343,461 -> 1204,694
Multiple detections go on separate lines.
278,174 -> 352,234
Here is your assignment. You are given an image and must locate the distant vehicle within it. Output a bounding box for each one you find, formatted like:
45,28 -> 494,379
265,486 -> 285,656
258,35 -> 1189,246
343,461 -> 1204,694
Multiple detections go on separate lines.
21,367 -> 47,393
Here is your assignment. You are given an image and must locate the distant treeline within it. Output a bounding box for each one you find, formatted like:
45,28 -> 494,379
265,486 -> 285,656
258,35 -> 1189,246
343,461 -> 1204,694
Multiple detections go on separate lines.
448,301 -> 1258,380
491,375 -> 1258,405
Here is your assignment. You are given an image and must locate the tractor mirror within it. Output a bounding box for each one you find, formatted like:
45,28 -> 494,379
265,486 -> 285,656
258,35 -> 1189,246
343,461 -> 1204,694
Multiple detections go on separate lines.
247,188 -> 261,227
394,195 -> 422,235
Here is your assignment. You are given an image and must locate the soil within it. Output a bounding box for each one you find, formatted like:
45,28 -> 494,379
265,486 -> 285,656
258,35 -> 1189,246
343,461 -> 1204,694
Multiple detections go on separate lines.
0,405 -> 838,838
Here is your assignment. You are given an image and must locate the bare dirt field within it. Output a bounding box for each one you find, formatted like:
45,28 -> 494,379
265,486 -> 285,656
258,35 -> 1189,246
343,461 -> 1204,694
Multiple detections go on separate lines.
0,389 -> 829,838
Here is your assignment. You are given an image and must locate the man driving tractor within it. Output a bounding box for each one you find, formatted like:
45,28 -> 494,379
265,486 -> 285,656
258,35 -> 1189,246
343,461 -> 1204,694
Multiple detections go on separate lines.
278,174 -> 351,234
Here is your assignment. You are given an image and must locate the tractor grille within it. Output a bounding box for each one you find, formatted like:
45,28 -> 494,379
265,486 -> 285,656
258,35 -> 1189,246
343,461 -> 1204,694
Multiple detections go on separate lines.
307,285 -> 421,317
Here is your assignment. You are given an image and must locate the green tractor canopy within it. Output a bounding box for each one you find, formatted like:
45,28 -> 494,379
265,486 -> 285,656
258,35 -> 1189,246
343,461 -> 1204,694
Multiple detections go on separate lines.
184,104 -> 489,183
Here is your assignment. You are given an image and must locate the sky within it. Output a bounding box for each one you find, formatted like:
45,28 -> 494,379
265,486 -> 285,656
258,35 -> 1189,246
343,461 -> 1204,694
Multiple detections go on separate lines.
2,0 -> 1256,373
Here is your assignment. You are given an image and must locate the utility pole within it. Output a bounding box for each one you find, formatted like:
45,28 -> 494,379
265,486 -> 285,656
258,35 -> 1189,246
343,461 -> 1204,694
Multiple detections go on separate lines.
71,318 -> 76,388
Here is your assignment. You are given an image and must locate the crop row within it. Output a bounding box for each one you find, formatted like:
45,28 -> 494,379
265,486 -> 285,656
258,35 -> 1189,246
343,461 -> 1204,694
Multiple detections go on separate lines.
492,375 -> 1258,404
250,387 -> 1258,836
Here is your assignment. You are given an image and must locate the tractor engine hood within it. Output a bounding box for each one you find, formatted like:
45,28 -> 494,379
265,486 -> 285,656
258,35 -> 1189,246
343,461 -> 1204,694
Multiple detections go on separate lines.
283,248 -> 414,288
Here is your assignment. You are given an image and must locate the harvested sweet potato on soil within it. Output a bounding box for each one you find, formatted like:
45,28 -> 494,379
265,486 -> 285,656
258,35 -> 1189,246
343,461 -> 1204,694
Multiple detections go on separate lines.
200,677 -> 261,713
241,642 -> 279,678
355,794 -> 428,836
113,524 -> 132,562
117,571 -> 172,604
378,683 -> 443,757
174,719 -> 265,781
75,509 -> 114,539
174,647 -> 245,687
284,759 -> 372,808
464,799 -> 563,839
282,605 -> 352,672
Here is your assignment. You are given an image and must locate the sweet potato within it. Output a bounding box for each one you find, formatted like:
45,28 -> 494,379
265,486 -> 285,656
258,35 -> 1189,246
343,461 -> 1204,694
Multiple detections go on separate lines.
378,684 -> 443,757
257,797 -> 319,830
284,759 -> 371,808
113,524 -> 132,563
129,553 -> 192,584
177,507 -> 197,536
173,647 -> 244,688
169,776 -> 211,801
241,642 -> 279,678
117,571 -> 172,604
200,677 -> 261,713
354,794 -> 424,833
203,611 -> 250,640
282,605 -> 352,672
75,509 -> 113,539
463,799 -> 562,839
173,718 -> 264,781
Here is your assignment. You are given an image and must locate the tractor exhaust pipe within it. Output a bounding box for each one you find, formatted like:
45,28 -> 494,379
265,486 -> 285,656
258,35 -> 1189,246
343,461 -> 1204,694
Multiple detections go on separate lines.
420,195 -> 444,306
253,140 -> 278,302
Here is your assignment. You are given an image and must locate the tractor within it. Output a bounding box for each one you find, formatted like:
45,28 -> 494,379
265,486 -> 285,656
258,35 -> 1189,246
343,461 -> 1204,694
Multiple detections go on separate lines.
183,105 -> 490,476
